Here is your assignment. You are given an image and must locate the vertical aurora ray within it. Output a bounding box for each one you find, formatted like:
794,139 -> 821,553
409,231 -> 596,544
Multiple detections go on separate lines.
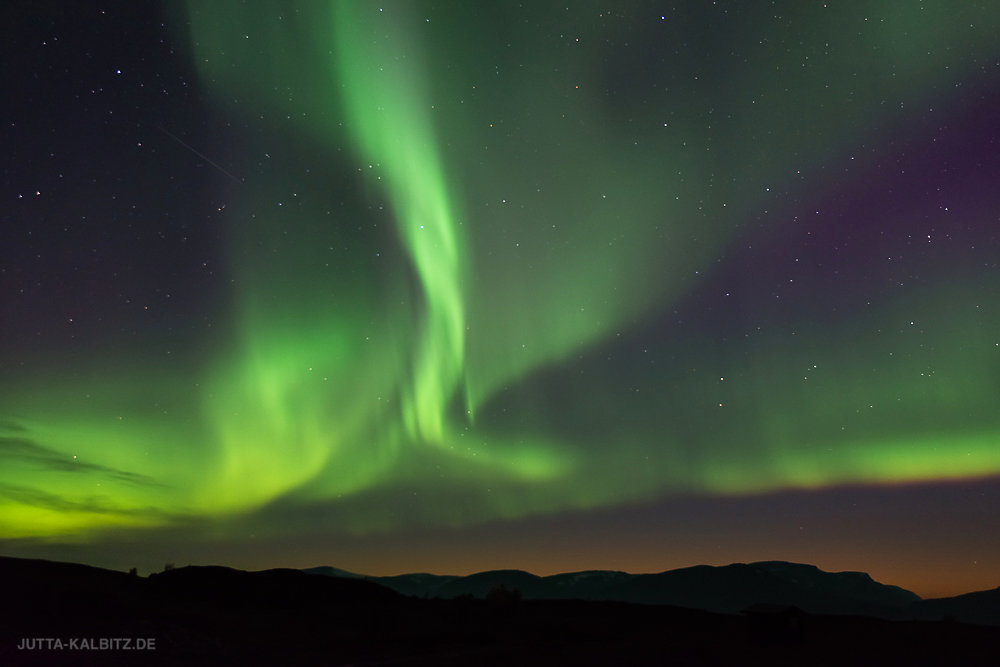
330,2 -> 467,444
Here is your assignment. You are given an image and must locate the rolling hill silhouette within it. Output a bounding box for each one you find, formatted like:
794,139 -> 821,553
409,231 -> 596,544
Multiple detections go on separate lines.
2,555 -> 998,665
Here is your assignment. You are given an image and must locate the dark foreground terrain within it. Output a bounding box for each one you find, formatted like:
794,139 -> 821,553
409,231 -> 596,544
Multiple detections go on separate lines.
0,556 -> 996,666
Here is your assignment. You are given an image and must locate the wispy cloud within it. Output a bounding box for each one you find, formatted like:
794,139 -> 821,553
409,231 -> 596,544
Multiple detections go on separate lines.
0,434 -> 165,487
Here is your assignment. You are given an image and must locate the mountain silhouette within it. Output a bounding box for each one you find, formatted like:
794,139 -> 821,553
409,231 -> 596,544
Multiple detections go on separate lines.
302,565 -> 461,597
304,560 -> 996,624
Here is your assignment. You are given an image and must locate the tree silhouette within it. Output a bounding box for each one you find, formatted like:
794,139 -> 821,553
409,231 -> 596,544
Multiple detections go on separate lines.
486,583 -> 521,605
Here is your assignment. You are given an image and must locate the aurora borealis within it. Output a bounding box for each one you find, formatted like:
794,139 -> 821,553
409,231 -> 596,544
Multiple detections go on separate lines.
2,1 -> 999,597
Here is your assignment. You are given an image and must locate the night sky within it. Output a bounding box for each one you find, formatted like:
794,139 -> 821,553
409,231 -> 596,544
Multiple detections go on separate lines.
2,1 -> 999,599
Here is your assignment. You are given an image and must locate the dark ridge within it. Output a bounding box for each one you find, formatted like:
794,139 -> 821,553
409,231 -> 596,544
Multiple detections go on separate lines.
3,555 -> 999,666
912,587 -> 1000,627
148,564 -> 401,607
374,572 -> 462,598
430,569 -> 545,599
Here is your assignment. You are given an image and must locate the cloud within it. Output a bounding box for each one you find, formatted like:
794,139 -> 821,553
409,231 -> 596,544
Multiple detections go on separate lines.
0,433 -> 165,487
